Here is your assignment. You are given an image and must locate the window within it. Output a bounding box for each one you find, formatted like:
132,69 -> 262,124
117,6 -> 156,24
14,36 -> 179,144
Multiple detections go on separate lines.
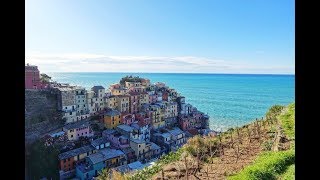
71,135 -> 73,138
65,107 -> 67,109
139,145 -> 141,148
84,105 -> 86,107
64,159 -> 66,163
70,112 -> 72,115
85,132 -> 87,134
83,100 -> 84,102
82,133 -> 83,135
119,115 -> 120,118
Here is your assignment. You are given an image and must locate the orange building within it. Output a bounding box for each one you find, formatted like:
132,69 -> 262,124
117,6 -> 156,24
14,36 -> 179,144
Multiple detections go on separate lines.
58,145 -> 95,172
103,110 -> 121,129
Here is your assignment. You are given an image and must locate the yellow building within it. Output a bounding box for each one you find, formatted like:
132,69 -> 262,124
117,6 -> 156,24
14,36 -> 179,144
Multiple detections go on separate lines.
111,87 -> 128,95
125,81 -> 142,88
103,110 -> 121,129
130,139 -> 152,161
116,95 -> 130,113
107,95 -> 118,109
150,105 -> 165,130
139,92 -> 149,107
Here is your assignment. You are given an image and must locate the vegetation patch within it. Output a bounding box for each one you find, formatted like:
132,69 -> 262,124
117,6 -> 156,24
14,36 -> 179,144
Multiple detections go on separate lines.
278,164 -> 295,180
26,140 -> 60,179
227,150 -> 295,180
279,103 -> 295,139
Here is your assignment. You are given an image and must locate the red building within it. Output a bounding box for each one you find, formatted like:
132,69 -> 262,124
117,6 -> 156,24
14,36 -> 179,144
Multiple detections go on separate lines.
25,64 -> 46,89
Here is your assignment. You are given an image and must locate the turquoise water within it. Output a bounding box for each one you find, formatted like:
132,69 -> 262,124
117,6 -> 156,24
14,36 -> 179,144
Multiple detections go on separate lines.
47,72 -> 295,131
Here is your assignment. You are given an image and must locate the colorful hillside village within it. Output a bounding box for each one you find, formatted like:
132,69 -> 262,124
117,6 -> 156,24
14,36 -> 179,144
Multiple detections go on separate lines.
25,65 -> 213,180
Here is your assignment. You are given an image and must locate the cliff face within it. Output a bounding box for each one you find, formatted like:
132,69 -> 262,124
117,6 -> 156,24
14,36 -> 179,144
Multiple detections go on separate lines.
25,90 -> 63,144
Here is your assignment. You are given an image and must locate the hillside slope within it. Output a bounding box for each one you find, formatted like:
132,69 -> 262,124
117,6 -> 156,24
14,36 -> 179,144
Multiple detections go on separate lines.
25,90 -> 63,144
105,103 -> 295,180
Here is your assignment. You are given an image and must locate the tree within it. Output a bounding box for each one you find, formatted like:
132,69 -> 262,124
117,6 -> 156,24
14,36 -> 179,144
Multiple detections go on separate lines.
40,73 -> 52,83
26,140 -> 60,179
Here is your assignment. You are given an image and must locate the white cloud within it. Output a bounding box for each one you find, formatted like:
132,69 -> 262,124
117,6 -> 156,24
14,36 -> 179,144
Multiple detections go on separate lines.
25,52 -> 294,74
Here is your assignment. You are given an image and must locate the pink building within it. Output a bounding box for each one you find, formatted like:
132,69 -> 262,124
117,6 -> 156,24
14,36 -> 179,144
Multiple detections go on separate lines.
63,121 -> 93,141
179,116 -> 190,131
135,112 -> 152,126
129,92 -> 140,113
121,112 -> 135,125
141,78 -> 150,86
25,64 -> 46,89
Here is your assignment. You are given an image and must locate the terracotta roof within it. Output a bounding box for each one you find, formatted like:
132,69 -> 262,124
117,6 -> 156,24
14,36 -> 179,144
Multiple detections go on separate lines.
187,129 -> 199,135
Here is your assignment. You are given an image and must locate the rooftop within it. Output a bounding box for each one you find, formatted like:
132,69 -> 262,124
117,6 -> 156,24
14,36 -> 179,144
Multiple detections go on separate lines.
104,110 -> 121,116
150,142 -> 161,150
117,124 -> 134,132
127,161 -> 145,170
63,121 -> 90,130
160,133 -> 171,138
91,137 -> 109,147
130,138 -> 145,144
167,127 -> 184,136
49,131 -> 65,138
56,86 -> 75,92
131,123 -> 141,130
102,129 -> 116,135
58,145 -> 94,160
120,147 -> 135,154
88,148 -> 124,164
91,86 -> 105,92
187,128 -> 199,136
113,87 -> 128,90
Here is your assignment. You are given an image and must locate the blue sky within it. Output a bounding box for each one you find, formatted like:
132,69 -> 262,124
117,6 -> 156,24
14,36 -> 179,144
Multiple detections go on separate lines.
26,0 -> 294,74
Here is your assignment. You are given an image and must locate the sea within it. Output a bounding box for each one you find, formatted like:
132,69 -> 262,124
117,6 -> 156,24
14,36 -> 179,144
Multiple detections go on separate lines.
46,72 -> 295,131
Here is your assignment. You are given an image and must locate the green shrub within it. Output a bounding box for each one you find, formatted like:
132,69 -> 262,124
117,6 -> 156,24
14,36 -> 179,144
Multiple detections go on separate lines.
279,164 -> 295,180
228,150 -> 295,180
279,103 -> 295,139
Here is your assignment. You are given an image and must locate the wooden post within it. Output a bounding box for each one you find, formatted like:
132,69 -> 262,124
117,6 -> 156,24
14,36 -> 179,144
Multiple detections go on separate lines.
162,169 -> 164,180
185,156 -> 189,180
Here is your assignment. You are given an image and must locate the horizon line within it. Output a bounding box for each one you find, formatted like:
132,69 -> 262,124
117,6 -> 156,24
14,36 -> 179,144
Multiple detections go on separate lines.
45,71 -> 295,76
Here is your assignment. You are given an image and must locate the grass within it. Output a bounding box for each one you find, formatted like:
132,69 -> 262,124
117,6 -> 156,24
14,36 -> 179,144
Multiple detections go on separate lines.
279,103 -> 295,139
227,149 -> 295,180
278,164 -> 295,180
